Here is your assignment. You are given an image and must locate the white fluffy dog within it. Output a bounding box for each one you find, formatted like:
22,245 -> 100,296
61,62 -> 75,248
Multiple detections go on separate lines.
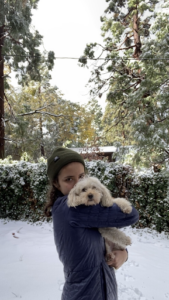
68,177 -> 132,262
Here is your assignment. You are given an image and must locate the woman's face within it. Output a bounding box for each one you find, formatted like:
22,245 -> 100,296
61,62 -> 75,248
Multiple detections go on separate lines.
53,162 -> 85,195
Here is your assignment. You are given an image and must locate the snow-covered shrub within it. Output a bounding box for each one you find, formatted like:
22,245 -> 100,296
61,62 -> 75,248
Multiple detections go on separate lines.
0,155 -> 18,165
85,160 -> 134,198
86,161 -> 169,233
0,160 -> 169,232
0,162 -> 48,223
129,170 -> 169,233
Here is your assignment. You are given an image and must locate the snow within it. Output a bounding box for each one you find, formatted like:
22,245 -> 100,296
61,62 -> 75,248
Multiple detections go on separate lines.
0,220 -> 169,300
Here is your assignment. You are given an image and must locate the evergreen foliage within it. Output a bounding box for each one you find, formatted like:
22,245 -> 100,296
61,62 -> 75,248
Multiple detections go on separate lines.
2,0 -> 55,83
0,160 -> 48,222
0,159 -> 169,232
79,0 -> 169,167
102,101 -> 135,146
0,0 -> 55,158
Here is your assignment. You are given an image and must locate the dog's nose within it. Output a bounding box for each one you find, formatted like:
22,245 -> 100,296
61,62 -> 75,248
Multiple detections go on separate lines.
88,194 -> 93,200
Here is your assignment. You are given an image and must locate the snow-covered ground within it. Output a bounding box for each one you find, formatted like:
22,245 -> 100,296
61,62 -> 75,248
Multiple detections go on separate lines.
0,219 -> 169,300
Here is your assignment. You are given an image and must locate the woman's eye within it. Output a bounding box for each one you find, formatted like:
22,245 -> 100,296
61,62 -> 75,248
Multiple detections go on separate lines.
66,178 -> 72,182
82,188 -> 86,192
80,174 -> 85,179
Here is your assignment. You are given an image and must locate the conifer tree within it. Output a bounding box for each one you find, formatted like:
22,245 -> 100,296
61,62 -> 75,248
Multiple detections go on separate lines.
79,0 -> 169,166
0,0 -> 55,158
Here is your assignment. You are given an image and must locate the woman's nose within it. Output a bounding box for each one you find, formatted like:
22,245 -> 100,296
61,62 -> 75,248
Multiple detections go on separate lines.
73,178 -> 79,186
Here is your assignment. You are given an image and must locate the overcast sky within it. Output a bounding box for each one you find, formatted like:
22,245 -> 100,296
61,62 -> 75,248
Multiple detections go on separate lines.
31,0 -> 108,110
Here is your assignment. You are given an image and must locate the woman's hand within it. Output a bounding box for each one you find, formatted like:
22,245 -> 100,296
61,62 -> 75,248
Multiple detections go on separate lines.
106,249 -> 128,269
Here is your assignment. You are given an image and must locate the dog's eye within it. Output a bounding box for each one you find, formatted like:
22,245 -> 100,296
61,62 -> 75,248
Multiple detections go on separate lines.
82,188 -> 87,192
92,186 -> 96,189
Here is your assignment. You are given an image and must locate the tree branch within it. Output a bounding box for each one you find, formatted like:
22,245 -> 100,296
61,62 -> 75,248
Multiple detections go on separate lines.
7,33 -> 23,46
4,93 -> 16,119
118,34 -> 134,49
105,111 -> 131,133
156,118 -> 167,123
123,7 -> 137,20
164,149 -> 169,156
0,136 -> 17,144
117,45 -> 136,51
18,110 -> 68,118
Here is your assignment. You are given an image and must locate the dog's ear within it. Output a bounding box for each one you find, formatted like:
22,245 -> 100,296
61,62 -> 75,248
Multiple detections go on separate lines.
67,188 -> 77,207
100,184 -> 113,207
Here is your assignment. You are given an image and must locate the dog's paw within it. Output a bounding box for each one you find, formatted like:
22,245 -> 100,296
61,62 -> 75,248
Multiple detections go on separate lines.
112,198 -> 132,214
122,205 -> 132,214
105,252 -> 115,262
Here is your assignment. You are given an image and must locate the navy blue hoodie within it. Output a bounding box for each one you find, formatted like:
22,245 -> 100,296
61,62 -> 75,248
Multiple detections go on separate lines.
52,195 -> 139,300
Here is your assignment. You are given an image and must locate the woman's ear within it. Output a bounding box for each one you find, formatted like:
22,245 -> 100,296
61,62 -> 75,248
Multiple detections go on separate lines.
100,184 -> 113,207
53,180 -> 60,191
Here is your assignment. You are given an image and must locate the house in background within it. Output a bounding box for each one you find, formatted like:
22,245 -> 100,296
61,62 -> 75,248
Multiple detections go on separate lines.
72,146 -> 117,162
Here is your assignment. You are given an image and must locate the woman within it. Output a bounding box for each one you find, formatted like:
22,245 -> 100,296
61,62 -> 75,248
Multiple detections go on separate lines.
45,147 -> 139,300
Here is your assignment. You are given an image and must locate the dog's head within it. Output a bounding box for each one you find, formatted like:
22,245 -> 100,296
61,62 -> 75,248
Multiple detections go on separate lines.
67,177 -> 112,207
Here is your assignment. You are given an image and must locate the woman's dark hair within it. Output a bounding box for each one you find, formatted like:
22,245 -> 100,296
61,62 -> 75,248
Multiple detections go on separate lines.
44,176 -> 60,217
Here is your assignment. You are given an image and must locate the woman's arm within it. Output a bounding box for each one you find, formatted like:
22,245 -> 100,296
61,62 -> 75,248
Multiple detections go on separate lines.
69,202 -> 139,228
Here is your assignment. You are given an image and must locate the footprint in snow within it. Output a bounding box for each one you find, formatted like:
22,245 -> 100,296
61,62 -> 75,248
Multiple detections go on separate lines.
124,274 -> 135,281
118,284 -> 147,300
128,260 -> 139,267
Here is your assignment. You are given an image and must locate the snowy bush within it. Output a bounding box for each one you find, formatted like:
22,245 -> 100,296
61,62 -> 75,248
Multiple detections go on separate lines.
0,160 -> 169,232
129,171 -> 169,233
86,161 -> 169,233
0,161 -> 48,223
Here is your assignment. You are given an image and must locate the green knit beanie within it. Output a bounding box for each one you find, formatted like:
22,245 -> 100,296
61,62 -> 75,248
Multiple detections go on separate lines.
47,147 -> 85,181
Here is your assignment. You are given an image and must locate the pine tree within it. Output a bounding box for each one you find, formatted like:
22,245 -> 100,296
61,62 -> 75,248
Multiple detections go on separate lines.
0,0 -> 55,158
79,0 -> 169,166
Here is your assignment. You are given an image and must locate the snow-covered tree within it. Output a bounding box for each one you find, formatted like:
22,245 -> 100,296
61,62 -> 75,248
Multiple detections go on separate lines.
0,0 -> 55,158
5,80 -> 96,160
79,0 -> 169,166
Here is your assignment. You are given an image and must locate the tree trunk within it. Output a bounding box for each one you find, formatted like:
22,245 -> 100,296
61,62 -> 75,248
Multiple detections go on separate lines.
133,11 -> 142,59
39,86 -> 45,157
40,115 -> 45,157
0,25 -> 5,159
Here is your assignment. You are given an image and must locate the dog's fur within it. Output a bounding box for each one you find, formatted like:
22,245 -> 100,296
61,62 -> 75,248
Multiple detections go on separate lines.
68,177 -> 132,261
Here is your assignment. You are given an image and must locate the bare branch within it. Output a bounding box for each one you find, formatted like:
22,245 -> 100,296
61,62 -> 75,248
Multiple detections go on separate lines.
105,111 -> 131,133
164,149 -> 169,156
117,45 -> 136,51
0,136 -> 17,144
0,34 -> 8,40
96,43 -> 107,50
6,33 -> 23,46
156,118 -> 167,123
96,49 -> 105,60
18,110 -> 68,118
4,93 -> 16,120
118,34 -> 134,49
